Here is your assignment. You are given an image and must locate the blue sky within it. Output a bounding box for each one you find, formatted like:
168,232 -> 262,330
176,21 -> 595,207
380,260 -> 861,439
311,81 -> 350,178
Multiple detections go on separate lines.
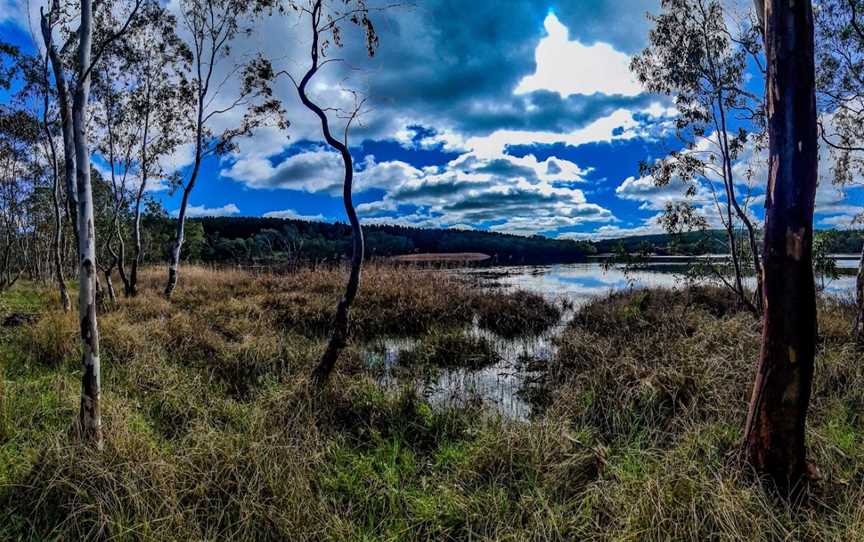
3,0 -> 862,239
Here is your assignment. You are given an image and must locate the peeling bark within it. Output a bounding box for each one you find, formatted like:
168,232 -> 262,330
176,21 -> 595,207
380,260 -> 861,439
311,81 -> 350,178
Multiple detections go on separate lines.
72,0 -> 103,448
744,0 -> 818,495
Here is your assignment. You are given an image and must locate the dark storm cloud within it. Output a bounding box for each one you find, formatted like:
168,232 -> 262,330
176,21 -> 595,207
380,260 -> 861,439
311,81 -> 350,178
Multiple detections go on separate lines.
344,0 -> 660,140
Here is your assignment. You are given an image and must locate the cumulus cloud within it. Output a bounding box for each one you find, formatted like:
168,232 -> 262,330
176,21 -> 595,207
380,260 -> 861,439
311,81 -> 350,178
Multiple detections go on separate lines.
516,14 -> 642,98
559,216 -> 668,241
173,203 -> 240,218
223,149 -> 345,194
354,152 -> 616,235
263,209 -> 328,222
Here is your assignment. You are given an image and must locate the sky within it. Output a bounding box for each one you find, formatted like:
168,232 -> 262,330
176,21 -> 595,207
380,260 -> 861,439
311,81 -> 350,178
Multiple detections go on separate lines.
2,0 -> 863,240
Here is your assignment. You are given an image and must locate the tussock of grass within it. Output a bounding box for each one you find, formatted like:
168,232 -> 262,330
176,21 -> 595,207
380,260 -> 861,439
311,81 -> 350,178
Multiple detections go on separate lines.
1,271 -> 863,540
548,287 -> 759,442
475,290 -> 561,338
398,331 -> 500,369
262,265 -> 479,339
22,311 -> 80,366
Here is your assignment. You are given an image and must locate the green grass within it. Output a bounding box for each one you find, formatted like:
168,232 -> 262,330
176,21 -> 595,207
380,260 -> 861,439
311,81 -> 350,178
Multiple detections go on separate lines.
0,270 -> 863,540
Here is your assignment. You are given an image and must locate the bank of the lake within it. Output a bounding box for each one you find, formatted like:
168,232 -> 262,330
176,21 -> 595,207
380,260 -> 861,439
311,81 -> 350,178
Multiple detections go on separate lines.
1,264 -> 862,541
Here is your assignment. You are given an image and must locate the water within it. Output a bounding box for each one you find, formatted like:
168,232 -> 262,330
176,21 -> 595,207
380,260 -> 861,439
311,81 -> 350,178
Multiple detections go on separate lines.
364,259 -> 859,419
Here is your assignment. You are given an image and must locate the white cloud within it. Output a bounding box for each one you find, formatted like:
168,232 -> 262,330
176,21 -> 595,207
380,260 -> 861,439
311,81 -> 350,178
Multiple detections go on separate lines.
262,209 -> 327,222
465,105 -> 674,159
174,203 -> 240,218
820,212 -> 864,228
515,13 -> 643,98
559,217 -> 667,241
224,149 -> 345,194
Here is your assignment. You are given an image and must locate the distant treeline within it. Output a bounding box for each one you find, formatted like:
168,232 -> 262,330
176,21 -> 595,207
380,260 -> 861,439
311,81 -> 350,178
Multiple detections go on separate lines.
593,229 -> 864,257
152,217 -> 864,266
593,230 -> 732,256
186,217 -> 598,265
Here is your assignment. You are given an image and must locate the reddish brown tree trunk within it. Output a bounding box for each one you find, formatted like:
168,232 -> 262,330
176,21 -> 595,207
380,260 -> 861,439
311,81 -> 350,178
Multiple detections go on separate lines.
743,0 -> 818,494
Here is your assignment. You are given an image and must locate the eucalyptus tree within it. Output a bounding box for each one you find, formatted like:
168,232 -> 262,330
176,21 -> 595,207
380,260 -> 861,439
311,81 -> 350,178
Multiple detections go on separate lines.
38,55 -> 71,311
631,0 -> 765,313
0,107 -> 40,291
276,0 -> 379,386
744,0 -> 819,494
164,0 -> 286,298
41,0 -> 144,448
10,42 -> 72,308
124,2 -> 191,296
93,57 -> 137,299
815,0 -> 864,334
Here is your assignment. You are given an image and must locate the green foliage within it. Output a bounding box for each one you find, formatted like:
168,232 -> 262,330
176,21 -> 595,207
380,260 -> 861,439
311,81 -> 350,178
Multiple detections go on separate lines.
185,216 -> 597,265
814,230 -> 841,290
3,271 -> 864,540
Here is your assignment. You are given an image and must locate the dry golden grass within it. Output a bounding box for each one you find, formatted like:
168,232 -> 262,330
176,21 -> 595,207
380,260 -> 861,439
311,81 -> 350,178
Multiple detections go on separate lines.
0,267 -> 862,541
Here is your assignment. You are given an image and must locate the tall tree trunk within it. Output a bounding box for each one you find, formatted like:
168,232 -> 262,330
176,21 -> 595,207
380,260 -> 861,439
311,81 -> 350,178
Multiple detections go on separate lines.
298,0 -> 365,387
164,175 -> 196,298
41,55 -> 71,312
51,147 -> 70,311
130,181 -> 145,297
116,229 -> 131,297
164,96 -> 205,299
71,0 -> 104,448
129,88 -> 151,297
743,0 -> 818,494
103,267 -> 117,303
854,241 -> 864,337
41,10 -> 79,251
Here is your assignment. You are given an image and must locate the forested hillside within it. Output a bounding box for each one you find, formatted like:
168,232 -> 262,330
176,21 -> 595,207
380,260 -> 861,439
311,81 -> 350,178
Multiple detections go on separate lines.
184,216 -> 599,264
160,215 -> 864,265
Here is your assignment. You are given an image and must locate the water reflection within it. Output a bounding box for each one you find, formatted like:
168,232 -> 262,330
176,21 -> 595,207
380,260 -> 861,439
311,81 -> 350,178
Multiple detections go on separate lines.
366,318 -> 561,420
365,260 -> 858,419
464,261 -> 857,304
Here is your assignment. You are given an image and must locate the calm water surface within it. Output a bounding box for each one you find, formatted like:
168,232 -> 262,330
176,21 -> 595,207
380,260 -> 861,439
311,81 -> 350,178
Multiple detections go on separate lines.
365,260 -> 858,419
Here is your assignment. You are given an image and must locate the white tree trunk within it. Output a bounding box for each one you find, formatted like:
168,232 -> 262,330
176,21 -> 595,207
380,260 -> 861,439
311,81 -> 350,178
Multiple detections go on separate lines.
72,0 -> 103,448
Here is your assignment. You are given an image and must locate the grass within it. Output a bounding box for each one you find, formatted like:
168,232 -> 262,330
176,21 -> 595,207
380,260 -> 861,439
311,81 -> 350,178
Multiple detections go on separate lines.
475,290 -> 562,338
397,331 -> 501,370
0,266 -> 862,540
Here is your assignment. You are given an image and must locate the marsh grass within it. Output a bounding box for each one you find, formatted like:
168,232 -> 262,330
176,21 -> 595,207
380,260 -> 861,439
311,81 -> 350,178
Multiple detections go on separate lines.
0,268 -> 862,540
475,290 -> 562,338
398,331 -> 501,370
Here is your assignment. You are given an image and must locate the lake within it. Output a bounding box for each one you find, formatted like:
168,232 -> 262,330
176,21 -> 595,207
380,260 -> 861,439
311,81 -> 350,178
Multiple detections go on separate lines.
365,259 -> 859,420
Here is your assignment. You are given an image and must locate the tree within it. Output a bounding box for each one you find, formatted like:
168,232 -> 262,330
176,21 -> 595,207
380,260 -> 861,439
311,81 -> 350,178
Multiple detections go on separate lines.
279,0 -> 379,386
631,0 -> 765,314
815,0 -> 864,335
164,0 -> 286,298
15,46 -> 73,310
41,0 -> 144,448
93,54 -> 138,301
0,107 -> 40,291
40,55 -> 72,312
125,2 -> 191,296
743,0 -> 819,494
813,230 -> 840,291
